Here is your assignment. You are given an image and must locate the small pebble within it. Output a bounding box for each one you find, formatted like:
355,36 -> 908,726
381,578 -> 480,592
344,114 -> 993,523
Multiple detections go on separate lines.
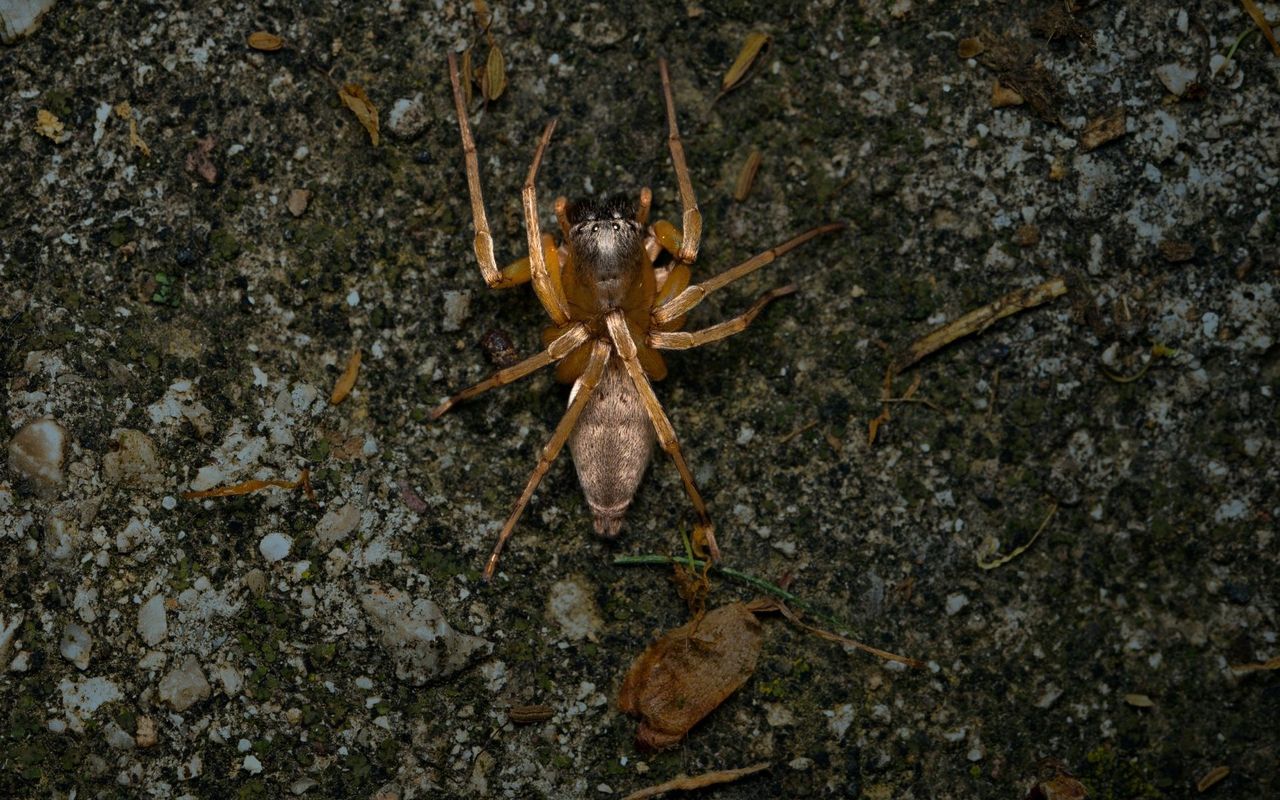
60,622 -> 92,669
259,532 -> 293,562
8,418 -> 67,498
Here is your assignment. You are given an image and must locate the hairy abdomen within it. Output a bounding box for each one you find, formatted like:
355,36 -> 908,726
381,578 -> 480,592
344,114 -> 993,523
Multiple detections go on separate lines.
569,358 -> 655,537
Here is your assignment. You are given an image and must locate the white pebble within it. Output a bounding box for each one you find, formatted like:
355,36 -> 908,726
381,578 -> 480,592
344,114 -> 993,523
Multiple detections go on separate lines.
259,532 -> 293,562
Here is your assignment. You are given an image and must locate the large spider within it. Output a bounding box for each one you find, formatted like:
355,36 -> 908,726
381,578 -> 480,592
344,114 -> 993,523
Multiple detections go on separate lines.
433,54 -> 844,581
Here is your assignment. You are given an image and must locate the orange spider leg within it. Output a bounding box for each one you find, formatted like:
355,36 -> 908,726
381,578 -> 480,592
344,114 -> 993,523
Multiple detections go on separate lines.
429,324 -> 590,420
649,285 -> 796,350
605,312 -> 721,561
497,234 -> 565,305
637,187 -> 653,225
448,53 -> 569,323
521,120 -> 571,325
659,59 -> 702,266
483,339 -> 612,581
653,223 -> 845,325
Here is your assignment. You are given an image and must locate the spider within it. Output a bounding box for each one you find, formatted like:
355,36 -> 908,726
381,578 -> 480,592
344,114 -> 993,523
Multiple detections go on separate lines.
433,54 -> 844,581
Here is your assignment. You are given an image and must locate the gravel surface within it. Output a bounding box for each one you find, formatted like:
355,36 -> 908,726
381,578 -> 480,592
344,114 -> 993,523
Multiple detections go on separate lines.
2,1 -> 1278,798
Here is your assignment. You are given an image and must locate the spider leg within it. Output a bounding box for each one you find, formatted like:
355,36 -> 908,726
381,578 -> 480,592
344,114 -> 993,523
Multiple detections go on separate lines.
521,121 -> 571,325
636,187 -> 653,225
429,324 -> 590,420
605,313 -> 721,561
447,54 -> 569,322
648,285 -> 796,350
659,59 -> 702,266
555,196 -> 571,240
652,223 -> 845,325
483,339 -> 612,581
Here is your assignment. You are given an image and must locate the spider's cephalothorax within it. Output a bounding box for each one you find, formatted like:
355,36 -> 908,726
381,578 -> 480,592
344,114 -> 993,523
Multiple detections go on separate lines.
565,196 -> 647,310
436,54 -> 845,580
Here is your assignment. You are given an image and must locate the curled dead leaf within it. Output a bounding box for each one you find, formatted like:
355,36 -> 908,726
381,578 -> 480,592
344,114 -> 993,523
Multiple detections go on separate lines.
247,31 -> 284,51
338,83 -> 380,146
718,32 -> 771,99
618,602 -> 763,750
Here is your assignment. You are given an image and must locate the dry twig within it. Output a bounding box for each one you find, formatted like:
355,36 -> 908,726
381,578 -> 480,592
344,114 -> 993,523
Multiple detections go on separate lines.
622,762 -> 771,800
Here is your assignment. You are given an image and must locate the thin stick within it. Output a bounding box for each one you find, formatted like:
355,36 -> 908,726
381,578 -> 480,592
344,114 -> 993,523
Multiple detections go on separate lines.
613,555 -> 921,667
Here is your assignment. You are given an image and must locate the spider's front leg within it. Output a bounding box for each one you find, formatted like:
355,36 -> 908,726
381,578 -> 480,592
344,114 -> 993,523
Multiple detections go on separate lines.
650,59 -> 702,268
447,53 -> 569,325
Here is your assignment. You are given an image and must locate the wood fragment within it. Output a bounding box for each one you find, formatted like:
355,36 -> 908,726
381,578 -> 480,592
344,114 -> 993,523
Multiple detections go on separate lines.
182,469 -> 314,502
1241,0 -> 1280,57
717,32 -> 771,99
337,83 -> 380,146
247,31 -> 284,51
622,763 -> 770,800
330,349 -> 362,404
868,277 -> 1067,445
1079,107 -> 1126,152
1197,765 -> 1230,793
733,149 -> 763,202
777,420 -> 817,444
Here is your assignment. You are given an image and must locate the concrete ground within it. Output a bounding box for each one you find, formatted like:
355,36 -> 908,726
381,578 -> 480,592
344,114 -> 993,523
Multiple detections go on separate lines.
2,1 -> 1278,798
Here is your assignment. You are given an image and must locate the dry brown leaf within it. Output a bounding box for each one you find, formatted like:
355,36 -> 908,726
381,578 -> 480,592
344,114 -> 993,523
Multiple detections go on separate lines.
622,763 -> 770,800
991,79 -> 1025,108
182,469 -> 314,502
1029,775 -> 1088,800
1079,107 -> 1126,152
481,44 -> 507,101
473,0 -> 492,30
718,32 -> 771,98
35,109 -> 65,143
330,349 -> 362,405
1241,0 -> 1280,57
733,149 -> 762,201
247,31 -> 284,51
338,83 -> 380,146
957,37 -> 985,59
618,602 -> 763,750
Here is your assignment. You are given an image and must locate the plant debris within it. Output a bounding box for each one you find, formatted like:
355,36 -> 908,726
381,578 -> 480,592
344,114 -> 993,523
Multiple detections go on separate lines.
977,501 -> 1058,570
618,602 -> 764,750
247,30 -> 284,51
868,277 -> 1068,444
1123,692 -> 1154,708
717,32 -> 770,100
181,469 -> 314,502
1228,654 -> 1280,673
114,101 -> 150,157
185,136 -> 218,184
1029,5 -> 1091,45
1158,239 -> 1195,263
1241,0 -> 1280,57
1197,765 -> 1230,793
1079,107 -> 1126,152
35,108 -> 65,142
286,188 -> 311,217
971,30 -> 1064,123
338,83 -> 379,146
991,79 -> 1025,108
957,37 -> 985,59
733,148 -> 762,201
621,762 -> 770,800
330,348 -> 362,405
480,43 -> 507,102
507,704 -> 553,724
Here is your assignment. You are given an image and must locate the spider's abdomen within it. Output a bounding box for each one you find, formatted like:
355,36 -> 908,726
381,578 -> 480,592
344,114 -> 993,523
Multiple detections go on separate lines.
568,358 -> 655,537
